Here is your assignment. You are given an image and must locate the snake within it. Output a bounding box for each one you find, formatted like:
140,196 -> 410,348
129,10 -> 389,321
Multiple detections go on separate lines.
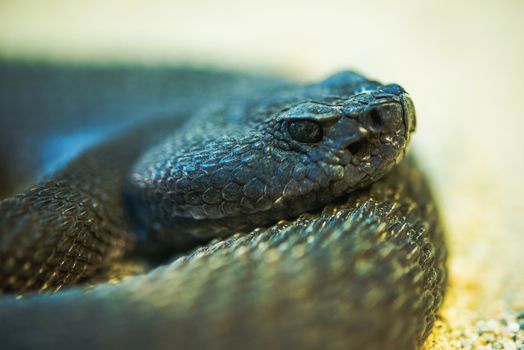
0,63 -> 447,350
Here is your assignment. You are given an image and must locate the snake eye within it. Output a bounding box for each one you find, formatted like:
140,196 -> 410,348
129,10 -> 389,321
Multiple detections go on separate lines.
288,119 -> 323,143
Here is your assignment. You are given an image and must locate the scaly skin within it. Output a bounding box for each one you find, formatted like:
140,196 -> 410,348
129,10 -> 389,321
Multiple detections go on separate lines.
0,63 -> 446,349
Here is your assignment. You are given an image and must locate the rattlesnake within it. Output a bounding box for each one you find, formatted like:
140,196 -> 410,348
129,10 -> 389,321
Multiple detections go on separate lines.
0,64 -> 446,349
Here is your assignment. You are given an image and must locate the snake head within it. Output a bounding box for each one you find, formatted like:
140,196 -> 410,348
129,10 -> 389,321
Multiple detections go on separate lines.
126,71 -> 417,242
254,72 -> 416,202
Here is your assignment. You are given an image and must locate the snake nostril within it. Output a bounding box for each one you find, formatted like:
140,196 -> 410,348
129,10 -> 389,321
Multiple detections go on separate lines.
369,109 -> 383,130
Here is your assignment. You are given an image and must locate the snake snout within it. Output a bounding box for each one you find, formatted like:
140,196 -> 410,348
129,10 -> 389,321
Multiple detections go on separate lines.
376,84 -> 416,139
361,102 -> 404,134
400,93 -> 417,137
343,98 -> 409,158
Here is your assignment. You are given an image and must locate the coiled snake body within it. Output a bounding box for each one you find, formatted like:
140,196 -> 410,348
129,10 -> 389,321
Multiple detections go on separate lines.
0,64 -> 447,350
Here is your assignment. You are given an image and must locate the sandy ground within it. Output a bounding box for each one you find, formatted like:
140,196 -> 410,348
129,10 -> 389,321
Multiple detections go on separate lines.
1,0 -> 524,348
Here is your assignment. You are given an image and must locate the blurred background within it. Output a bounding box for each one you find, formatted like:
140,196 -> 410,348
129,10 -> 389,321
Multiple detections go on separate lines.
1,0 -> 523,348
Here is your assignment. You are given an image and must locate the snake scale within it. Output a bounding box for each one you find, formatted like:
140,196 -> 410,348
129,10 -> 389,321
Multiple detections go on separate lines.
0,62 -> 447,350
